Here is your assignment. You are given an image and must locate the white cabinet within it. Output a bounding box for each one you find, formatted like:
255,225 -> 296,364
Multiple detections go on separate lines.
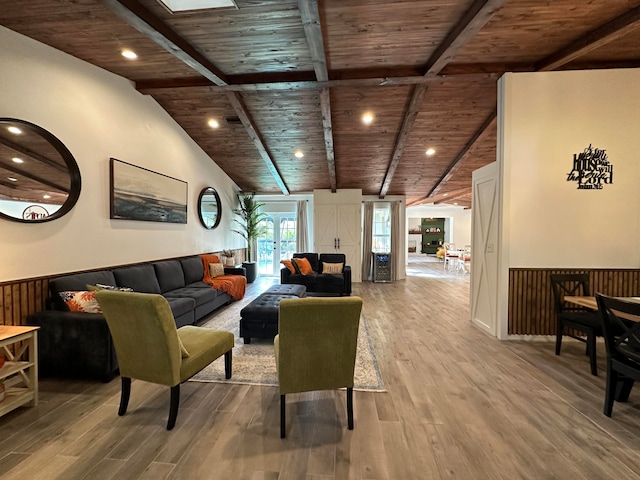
314,189 -> 362,282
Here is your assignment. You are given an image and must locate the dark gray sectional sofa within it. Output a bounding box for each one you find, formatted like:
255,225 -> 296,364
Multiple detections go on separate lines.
27,255 -> 244,381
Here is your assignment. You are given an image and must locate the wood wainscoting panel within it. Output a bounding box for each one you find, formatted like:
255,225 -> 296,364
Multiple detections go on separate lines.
1,278 -> 49,328
508,268 -> 640,335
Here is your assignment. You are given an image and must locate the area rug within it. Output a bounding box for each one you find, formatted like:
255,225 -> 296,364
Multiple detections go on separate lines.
189,298 -> 385,392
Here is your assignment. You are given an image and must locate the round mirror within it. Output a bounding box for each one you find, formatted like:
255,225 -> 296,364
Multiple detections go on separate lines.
0,118 -> 81,223
198,187 -> 221,229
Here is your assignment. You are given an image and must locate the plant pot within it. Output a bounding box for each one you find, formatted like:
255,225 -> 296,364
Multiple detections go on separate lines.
225,257 -> 235,267
242,261 -> 258,283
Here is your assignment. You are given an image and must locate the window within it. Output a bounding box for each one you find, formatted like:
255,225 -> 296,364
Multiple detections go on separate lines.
372,203 -> 391,252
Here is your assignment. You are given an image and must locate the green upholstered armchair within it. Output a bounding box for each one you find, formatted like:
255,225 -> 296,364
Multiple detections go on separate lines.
95,290 -> 234,430
275,296 -> 363,438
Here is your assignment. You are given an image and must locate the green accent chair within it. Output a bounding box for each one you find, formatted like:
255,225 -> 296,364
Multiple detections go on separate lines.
275,296 -> 363,438
95,290 -> 234,430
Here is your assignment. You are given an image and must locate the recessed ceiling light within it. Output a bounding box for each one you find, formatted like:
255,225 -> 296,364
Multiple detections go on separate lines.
43,194 -> 51,199
426,148 -> 436,156
453,202 -> 458,205
7,126 -> 22,135
362,113 -> 373,125
294,150 -> 304,158
12,157 -> 24,164
443,193 -> 448,197
208,119 -> 219,128
8,177 -> 17,182
121,49 -> 138,60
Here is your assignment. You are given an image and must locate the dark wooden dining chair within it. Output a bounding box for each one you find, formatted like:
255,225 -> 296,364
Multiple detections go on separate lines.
596,294 -> 640,416
550,273 -> 602,375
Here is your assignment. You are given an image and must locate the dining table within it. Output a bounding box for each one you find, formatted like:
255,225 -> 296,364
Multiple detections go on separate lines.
564,295 -> 640,320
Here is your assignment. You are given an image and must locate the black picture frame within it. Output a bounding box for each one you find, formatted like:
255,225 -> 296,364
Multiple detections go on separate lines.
109,158 -> 187,224
198,187 -> 222,229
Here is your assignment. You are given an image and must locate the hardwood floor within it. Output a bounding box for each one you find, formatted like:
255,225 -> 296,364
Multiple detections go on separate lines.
1,256 -> 640,479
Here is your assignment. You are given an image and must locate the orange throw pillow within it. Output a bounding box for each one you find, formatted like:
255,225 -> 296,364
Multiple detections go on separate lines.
280,259 -> 296,274
292,257 -> 314,275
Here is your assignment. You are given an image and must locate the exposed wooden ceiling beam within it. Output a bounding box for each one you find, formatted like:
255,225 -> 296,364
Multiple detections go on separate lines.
424,6 -> 640,201
407,187 -> 472,207
380,0 -> 507,199
536,5 -> 640,72
101,0 -> 290,194
378,84 -> 428,198
0,160 -> 69,193
428,111 -> 497,197
226,92 -> 289,195
0,136 -> 68,173
100,0 -> 228,86
425,0 -> 510,76
299,0 -> 336,191
136,71 -> 499,92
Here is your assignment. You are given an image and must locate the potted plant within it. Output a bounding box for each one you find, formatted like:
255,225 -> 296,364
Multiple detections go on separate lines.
232,193 -> 266,283
221,249 -> 235,267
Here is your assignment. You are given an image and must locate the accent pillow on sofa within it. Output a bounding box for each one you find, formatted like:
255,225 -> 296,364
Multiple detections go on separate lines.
280,259 -> 297,274
86,284 -> 134,292
322,262 -> 344,274
209,263 -> 226,278
292,257 -> 314,275
58,291 -> 102,313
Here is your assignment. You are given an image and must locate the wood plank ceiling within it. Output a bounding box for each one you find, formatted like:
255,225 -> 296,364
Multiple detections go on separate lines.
2,0 -> 640,207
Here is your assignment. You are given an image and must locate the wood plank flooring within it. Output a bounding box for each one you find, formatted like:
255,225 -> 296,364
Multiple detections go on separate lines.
1,256 -> 640,479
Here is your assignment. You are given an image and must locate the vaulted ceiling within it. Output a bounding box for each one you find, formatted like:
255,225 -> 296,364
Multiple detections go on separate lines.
2,0 -> 640,208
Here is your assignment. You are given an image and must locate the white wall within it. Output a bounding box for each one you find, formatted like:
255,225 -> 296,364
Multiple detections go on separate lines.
500,69 -> 640,269
0,26 -> 243,282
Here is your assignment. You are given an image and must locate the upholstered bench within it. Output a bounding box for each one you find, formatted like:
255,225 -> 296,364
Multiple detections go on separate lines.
240,285 -> 306,344
263,284 -> 307,298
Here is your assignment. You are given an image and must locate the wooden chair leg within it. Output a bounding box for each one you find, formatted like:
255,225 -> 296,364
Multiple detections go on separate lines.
118,377 -> 131,416
167,384 -> 180,430
587,333 -> 598,376
615,378 -> 635,402
604,365 -> 617,417
280,394 -> 286,438
224,350 -> 232,379
347,387 -> 354,430
555,321 -> 563,355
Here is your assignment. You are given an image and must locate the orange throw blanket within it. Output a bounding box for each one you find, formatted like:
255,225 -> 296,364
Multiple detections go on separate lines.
200,254 -> 247,301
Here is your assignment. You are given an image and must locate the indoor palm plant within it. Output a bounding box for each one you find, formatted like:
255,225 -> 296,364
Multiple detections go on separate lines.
232,193 -> 266,282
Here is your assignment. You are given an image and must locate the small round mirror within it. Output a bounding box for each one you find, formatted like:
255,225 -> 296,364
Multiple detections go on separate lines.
198,187 -> 221,229
0,118 -> 81,223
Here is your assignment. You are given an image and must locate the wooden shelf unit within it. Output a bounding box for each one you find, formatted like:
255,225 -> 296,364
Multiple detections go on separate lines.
421,218 -> 445,254
0,326 -> 39,418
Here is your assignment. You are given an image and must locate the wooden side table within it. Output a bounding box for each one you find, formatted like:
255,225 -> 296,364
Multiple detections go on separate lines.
0,326 -> 39,417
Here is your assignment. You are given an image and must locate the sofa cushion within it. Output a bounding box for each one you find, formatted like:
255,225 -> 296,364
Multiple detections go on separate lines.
164,286 -> 219,306
180,256 -> 205,285
59,291 -> 102,313
112,265 -> 161,294
153,260 -> 186,293
287,273 -> 318,286
319,253 -> 346,265
293,253 -> 319,272
292,257 -> 314,275
208,263 -> 225,278
50,271 -> 117,311
318,274 -> 345,286
321,262 -> 344,274
164,296 -> 196,319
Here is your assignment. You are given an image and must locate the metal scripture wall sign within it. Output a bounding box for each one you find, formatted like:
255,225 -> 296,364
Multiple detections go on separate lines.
566,144 -> 613,190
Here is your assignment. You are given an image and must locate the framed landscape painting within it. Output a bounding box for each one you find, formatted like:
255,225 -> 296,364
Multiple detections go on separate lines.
110,158 -> 188,223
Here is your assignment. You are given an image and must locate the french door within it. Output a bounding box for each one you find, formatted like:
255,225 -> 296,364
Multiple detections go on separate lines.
257,214 -> 296,276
